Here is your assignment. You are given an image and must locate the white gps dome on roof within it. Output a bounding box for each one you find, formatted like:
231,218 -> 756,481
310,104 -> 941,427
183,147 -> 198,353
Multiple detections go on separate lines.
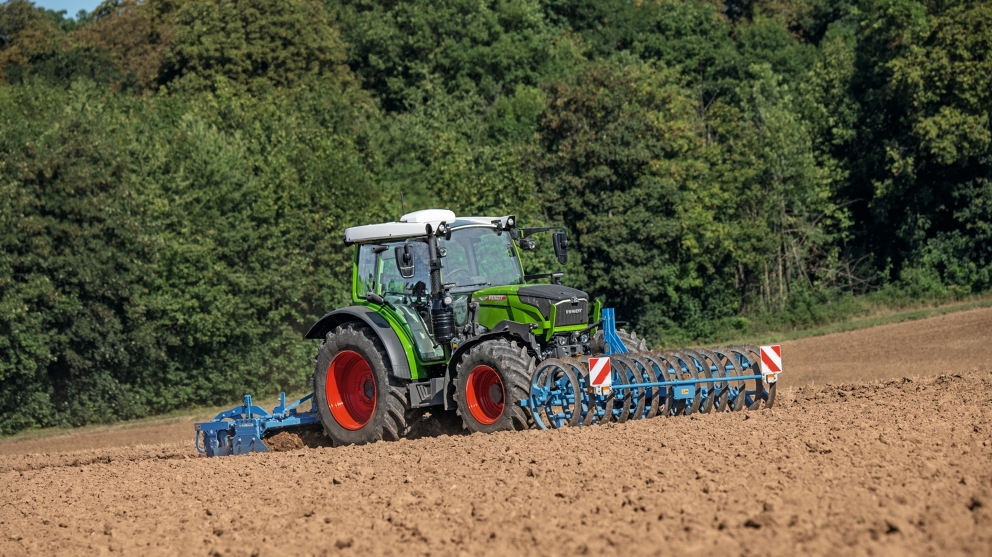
400,209 -> 456,224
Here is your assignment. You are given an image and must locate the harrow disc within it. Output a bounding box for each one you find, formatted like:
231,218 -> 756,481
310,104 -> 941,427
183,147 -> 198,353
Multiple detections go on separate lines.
575,355 -> 631,425
692,348 -> 730,413
613,354 -> 647,422
726,345 -> 768,410
710,346 -> 746,412
625,352 -> 661,419
642,351 -> 677,417
663,350 -> 702,415
681,348 -> 716,414
743,344 -> 777,409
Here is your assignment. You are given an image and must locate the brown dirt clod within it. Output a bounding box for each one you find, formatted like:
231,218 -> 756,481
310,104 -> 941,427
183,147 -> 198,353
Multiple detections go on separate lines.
263,431 -> 305,452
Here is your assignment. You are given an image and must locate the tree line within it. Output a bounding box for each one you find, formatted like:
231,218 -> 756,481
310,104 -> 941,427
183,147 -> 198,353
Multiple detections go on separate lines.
0,0 -> 989,434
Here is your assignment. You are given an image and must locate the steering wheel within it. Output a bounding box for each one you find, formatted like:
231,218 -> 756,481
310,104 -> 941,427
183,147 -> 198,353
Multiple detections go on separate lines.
444,268 -> 471,283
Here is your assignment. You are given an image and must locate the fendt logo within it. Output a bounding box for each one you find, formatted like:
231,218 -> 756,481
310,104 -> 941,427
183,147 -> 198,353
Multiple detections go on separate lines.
565,309 -> 582,315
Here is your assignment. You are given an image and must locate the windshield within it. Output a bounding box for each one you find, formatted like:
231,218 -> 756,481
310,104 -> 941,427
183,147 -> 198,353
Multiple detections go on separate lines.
356,226 -> 523,300
440,226 -> 523,291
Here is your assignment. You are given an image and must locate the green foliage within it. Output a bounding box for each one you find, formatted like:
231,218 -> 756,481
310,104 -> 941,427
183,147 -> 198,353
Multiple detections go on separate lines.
730,63 -> 849,306
1,0 -> 992,434
736,15 -> 818,87
534,57 -> 727,340
368,90 -> 541,221
0,79 -> 384,433
544,0 -> 743,103
330,0 -> 561,110
162,0 -> 352,94
0,81 -> 154,432
846,0 -> 992,288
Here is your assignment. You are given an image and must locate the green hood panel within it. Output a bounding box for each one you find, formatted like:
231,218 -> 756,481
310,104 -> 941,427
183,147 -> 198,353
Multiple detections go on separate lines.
471,284 -> 591,334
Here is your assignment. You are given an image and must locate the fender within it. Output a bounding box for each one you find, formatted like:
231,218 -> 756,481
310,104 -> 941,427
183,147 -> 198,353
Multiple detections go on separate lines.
442,320 -> 539,410
305,306 -> 413,380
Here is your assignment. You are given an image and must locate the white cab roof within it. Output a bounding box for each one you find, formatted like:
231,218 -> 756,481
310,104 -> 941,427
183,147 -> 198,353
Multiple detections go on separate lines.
344,210 -> 512,245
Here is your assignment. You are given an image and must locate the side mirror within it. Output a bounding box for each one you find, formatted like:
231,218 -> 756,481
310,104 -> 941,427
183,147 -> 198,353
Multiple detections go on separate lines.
395,245 -> 415,279
552,232 -> 568,265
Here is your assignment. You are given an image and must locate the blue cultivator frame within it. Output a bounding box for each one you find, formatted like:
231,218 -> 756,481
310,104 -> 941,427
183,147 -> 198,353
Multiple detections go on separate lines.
524,308 -> 778,429
195,392 -> 319,457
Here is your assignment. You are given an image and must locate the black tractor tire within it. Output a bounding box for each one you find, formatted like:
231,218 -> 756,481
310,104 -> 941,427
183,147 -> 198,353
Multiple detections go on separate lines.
312,322 -> 418,446
453,338 -> 535,433
591,328 -> 648,353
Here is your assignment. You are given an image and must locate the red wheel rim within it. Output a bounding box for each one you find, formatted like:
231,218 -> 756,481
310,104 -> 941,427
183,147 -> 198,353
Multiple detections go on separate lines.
325,350 -> 376,430
465,365 -> 504,425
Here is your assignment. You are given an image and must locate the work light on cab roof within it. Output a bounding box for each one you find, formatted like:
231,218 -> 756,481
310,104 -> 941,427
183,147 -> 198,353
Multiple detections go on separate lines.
195,209 -> 781,455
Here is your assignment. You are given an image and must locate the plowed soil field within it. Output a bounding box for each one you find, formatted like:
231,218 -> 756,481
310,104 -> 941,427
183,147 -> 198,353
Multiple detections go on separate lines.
2,308 -> 991,556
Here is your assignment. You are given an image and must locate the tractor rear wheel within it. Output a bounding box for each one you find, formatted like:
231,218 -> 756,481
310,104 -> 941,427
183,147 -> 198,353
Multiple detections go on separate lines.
453,338 -> 535,433
313,322 -> 417,446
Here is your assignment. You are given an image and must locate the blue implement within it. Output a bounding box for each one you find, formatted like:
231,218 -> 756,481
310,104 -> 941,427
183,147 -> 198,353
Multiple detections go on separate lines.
601,308 -> 628,355
522,308 -> 779,427
194,392 -> 320,457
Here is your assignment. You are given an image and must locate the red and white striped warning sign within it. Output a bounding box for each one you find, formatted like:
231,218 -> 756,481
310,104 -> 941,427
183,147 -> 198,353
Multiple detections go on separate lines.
588,357 -> 612,388
760,345 -> 782,374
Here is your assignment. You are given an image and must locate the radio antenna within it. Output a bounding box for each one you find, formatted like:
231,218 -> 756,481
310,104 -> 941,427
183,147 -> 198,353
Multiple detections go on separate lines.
400,191 -> 405,216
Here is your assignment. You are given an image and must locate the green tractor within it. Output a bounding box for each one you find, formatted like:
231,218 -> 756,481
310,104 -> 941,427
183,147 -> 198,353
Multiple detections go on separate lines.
305,209 -> 624,445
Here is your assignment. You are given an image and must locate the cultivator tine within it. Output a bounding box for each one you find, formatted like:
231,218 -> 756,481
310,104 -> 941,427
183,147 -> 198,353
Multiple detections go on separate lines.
193,393 -> 320,457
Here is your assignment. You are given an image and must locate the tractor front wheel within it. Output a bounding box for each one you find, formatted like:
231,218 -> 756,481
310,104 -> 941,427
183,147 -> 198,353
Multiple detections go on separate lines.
313,322 -> 416,446
453,338 -> 535,433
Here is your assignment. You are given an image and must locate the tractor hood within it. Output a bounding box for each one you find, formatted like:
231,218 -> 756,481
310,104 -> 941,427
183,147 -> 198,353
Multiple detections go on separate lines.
472,284 -> 590,330
517,285 -> 589,327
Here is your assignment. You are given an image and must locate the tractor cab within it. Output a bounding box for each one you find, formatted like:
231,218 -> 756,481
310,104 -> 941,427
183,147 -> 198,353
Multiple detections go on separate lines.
348,210 -> 525,362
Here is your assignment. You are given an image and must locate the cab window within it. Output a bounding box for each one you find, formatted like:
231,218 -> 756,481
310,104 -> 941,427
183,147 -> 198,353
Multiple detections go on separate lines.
356,244 -> 377,298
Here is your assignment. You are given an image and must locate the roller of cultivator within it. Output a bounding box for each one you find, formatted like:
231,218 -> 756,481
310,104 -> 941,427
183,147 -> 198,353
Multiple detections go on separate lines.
523,309 -> 782,430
